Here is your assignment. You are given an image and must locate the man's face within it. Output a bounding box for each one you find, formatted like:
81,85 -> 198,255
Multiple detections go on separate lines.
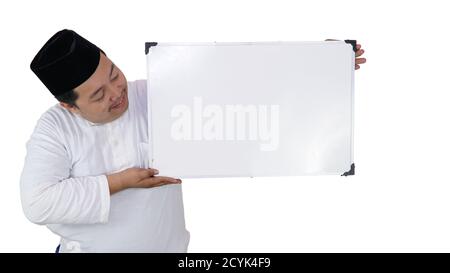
61,52 -> 129,124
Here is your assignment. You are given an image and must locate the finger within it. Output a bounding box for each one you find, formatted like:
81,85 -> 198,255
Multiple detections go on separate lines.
158,179 -> 182,186
355,64 -> 360,70
149,181 -> 167,188
355,49 -> 364,57
356,44 -> 361,50
151,180 -> 181,188
148,176 -> 181,185
148,178 -> 182,188
355,58 -> 366,65
138,168 -> 159,179
147,168 -> 159,176
157,176 -> 182,183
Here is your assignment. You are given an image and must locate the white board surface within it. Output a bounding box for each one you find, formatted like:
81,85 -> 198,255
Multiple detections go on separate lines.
146,41 -> 355,178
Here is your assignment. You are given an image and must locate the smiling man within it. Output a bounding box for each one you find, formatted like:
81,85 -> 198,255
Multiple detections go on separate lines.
20,29 -> 190,252
21,29 -> 366,253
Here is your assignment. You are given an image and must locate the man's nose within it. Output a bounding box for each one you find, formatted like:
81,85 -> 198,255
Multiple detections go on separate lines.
108,86 -> 122,101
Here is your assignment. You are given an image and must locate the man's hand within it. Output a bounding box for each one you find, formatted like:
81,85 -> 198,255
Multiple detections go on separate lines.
325,39 -> 366,70
107,167 -> 181,195
354,43 -> 366,70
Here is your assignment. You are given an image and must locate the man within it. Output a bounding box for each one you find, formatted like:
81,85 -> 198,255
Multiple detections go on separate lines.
21,29 -> 366,253
21,29 -> 190,252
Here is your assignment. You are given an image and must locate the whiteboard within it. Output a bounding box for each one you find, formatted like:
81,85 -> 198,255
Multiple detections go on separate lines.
145,41 -> 355,178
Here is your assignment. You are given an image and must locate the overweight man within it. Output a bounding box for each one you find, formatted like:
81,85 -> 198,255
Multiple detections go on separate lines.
20,29 -> 366,253
21,29 -> 190,253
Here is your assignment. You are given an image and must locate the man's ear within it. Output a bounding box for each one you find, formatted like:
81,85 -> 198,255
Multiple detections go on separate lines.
59,102 -> 80,114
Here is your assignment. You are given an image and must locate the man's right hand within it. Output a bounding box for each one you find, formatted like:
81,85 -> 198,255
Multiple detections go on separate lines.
106,167 -> 181,195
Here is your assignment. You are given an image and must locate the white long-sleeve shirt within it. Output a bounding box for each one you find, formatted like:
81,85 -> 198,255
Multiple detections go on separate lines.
20,79 -> 190,252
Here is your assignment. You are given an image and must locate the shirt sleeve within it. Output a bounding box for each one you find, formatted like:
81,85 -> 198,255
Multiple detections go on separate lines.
20,113 -> 110,225
134,79 -> 148,116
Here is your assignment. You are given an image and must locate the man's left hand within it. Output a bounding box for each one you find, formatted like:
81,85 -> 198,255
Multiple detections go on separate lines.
325,39 -> 366,70
355,43 -> 366,70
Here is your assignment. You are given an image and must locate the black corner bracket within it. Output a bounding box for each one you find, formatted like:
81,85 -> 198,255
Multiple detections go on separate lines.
341,163 -> 355,176
344,40 -> 357,53
145,42 -> 158,55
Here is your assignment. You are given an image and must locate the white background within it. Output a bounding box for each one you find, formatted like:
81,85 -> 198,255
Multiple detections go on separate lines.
1,0 -> 449,252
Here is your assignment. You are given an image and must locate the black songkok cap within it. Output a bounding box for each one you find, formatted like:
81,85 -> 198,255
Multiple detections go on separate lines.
30,29 -> 105,97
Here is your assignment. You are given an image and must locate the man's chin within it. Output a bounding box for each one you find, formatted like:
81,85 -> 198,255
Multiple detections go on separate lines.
84,103 -> 129,124
109,100 -> 129,121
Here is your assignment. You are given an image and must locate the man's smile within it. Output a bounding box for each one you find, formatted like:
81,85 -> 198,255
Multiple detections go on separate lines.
109,89 -> 127,111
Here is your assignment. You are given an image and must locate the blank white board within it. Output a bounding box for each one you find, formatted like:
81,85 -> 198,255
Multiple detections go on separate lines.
146,41 -> 355,178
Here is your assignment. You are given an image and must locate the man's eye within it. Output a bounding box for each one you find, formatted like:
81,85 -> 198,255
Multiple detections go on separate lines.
95,95 -> 105,102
